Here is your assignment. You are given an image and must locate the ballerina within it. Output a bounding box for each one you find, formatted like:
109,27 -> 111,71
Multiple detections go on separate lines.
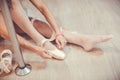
1,0 -> 113,58
0,0 -> 113,75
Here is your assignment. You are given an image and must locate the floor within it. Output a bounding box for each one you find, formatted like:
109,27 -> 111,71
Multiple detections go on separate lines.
0,0 -> 120,80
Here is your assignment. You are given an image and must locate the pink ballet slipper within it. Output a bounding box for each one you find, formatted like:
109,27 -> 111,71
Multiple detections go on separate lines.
37,39 -> 66,60
0,49 -> 13,75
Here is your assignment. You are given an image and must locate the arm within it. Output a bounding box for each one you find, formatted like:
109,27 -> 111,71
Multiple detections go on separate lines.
30,0 -> 60,34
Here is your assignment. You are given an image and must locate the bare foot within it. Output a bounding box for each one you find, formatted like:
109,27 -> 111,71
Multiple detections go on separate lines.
78,34 -> 113,51
63,30 -> 113,51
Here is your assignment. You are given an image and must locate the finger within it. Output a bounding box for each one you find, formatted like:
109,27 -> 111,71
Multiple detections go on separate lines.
64,40 -> 67,46
59,36 -> 67,48
61,40 -> 67,49
61,40 -> 65,49
56,39 -> 61,49
63,40 -> 67,47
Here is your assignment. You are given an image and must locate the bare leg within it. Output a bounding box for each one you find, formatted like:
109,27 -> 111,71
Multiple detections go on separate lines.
0,13 -> 51,59
31,19 -> 113,51
10,0 -> 44,43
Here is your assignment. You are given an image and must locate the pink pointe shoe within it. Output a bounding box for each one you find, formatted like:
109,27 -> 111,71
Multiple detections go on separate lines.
37,39 -> 66,60
0,49 -> 13,75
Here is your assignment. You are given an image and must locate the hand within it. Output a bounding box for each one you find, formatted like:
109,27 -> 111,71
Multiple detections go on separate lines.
55,35 -> 67,49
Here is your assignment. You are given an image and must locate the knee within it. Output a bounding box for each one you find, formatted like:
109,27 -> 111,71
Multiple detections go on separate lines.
10,0 -> 21,9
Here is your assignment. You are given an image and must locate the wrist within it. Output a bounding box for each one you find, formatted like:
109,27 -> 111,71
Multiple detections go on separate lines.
54,27 -> 64,38
55,32 -> 64,38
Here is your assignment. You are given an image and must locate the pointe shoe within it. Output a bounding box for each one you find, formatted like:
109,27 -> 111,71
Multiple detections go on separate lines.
37,39 -> 66,60
0,49 -> 13,74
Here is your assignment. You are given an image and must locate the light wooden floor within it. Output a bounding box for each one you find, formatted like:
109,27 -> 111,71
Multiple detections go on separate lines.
0,0 -> 120,80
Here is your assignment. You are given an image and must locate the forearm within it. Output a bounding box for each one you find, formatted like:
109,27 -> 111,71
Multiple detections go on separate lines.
30,0 -> 60,34
17,35 -> 44,56
41,6 -> 60,33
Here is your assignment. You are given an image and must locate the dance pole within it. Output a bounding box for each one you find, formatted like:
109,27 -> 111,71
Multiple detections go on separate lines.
0,0 -> 31,76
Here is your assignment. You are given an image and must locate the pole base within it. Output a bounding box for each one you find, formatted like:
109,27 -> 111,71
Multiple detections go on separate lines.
15,64 -> 32,76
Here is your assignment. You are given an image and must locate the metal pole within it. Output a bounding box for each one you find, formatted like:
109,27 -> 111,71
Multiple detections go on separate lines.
0,0 -> 31,76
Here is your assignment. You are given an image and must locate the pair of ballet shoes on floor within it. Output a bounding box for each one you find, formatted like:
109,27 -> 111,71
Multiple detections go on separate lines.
0,49 -> 13,75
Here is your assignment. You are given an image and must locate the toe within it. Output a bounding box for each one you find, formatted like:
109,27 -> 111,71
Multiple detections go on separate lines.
101,35 -> 113,42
